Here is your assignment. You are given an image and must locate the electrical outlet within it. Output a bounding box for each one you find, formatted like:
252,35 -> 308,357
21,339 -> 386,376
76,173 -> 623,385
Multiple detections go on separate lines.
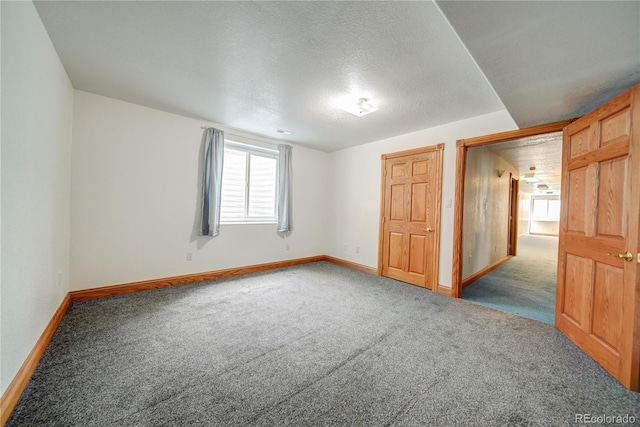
343,245 -> 348,251
355,246 -> 360,254
58,271 -> 62,287
186,252 -> 193,261
286,244 -> 290,251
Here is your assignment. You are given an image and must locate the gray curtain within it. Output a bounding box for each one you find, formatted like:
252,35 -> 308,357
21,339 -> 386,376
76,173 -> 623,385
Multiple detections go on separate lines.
200,128 -> 224,236
277,144 -> 293,232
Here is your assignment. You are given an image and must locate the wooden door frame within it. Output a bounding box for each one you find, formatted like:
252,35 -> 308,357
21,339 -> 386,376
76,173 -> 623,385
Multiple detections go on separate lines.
378,144 -> 444,293
508,174 -> 519,256
451,120 -> 573,298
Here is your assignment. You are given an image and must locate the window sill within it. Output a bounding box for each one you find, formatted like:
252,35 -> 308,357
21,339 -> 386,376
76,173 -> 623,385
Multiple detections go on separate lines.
221,221 -> 277,226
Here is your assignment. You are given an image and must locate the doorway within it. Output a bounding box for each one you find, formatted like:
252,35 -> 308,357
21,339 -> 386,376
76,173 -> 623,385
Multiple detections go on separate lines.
456,129 -> 563,323
451,121 -> 571,301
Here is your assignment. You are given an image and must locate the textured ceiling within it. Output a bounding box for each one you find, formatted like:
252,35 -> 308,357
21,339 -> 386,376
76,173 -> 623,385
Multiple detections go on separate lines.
487,132 -> 563,195
33,1 -> 639,152
437,0 -> 640,129
33,1 -> 504,152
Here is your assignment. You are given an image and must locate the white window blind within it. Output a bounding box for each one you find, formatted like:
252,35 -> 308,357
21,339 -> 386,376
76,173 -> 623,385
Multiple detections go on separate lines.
221,142 -> 277,222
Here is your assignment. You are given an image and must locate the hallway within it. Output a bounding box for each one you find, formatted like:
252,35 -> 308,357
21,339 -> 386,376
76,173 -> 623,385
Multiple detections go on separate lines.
462,235 -> 558,324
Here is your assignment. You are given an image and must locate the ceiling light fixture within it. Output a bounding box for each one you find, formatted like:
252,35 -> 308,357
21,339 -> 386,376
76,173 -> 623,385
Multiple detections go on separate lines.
343,98 -> 378,117
276,129 -> 293,135
523,166 -> 539,183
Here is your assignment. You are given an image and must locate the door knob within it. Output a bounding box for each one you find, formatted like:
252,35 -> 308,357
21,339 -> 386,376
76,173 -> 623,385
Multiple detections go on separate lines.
607,251 -> 633,262
425,227 -> 434,233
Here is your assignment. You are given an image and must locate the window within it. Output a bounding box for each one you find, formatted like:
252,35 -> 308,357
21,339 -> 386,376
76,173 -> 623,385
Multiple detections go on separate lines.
221,142 -> 278,223
531,197 -> 561,221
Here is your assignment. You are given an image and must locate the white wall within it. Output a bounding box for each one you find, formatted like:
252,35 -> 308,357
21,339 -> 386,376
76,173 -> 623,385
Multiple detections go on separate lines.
462,147 -> 518,278
530,220 -> 559,236
70,91 -> 329,289
1,2 -> 73,395
327,110 -> 517,287
519,191 -> 531,237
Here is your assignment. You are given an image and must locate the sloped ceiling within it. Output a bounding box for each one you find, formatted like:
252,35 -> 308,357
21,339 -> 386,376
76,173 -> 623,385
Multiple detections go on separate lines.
33,1 -> 640,152
437,0 -> 640,129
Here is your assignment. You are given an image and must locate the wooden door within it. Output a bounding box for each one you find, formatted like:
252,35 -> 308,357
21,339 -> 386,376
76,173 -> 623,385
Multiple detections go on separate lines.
379,144 -> 443,290
556,84 -> 640,390
508,175 -> 519,256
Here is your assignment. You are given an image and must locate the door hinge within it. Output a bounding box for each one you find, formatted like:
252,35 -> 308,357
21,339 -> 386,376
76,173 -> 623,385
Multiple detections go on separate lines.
637,253 -> 640,264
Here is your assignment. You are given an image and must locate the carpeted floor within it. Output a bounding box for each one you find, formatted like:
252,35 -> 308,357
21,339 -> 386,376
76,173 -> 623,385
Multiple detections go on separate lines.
463,235 -> 558,324
7,262 -> 639,426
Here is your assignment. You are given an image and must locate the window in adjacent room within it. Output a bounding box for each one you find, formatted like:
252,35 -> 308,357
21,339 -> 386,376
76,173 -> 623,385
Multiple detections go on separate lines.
531,197 -> 561,222
221,141 -> 278,223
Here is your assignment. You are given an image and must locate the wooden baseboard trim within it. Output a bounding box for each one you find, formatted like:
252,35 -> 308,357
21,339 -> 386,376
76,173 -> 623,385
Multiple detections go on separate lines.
323,256 -> 377,275
436,284 -> 452,297
0,254 -> 373,423
69,256 -> 326,302
0,293 -> 70,426
461,256 -> 510,288
69,255 -> 379,303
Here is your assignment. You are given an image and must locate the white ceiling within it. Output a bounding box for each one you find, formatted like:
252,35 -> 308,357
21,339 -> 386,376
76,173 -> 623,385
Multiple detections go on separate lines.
33,1 -> 640,152
437,1 -> 640,129
486,132 -> 563,195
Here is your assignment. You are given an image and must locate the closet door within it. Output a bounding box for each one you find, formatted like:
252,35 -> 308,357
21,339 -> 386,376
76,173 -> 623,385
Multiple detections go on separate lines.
380,144 -> 443,290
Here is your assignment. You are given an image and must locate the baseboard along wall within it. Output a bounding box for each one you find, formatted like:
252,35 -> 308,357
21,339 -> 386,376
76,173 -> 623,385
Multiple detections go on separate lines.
69,255 -> 326,302
0,255 -> 379,424
461,256 -> 511,289
322,256 -> 378,276
0,294 -> 70,426
436,285 -> 453,297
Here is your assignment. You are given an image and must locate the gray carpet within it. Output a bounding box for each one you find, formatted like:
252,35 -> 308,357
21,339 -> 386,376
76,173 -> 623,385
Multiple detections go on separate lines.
463,235 -> 558,324
7,262 -> 639,426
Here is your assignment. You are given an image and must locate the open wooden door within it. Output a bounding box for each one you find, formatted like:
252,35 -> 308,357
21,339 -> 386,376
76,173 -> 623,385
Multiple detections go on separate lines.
556,83 -> 640,390
379,144 -> 443,290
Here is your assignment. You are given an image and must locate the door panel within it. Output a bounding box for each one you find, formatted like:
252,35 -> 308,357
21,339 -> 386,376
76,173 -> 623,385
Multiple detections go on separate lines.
391,163 -> 406,178
569,127 -> 592,158
597,157 -> 627,238
390,184 -> 405,221
592,262 -> 623,350
567,168 -> 588,234
388,232 -> 404,270
380,145 -> 443,289
409,234 -> 426,275
556,84 -> 640,391
413,160 -> 428,175
562,253 -> 591,327
601,107 -> 630,146
411,183 -> 427,221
